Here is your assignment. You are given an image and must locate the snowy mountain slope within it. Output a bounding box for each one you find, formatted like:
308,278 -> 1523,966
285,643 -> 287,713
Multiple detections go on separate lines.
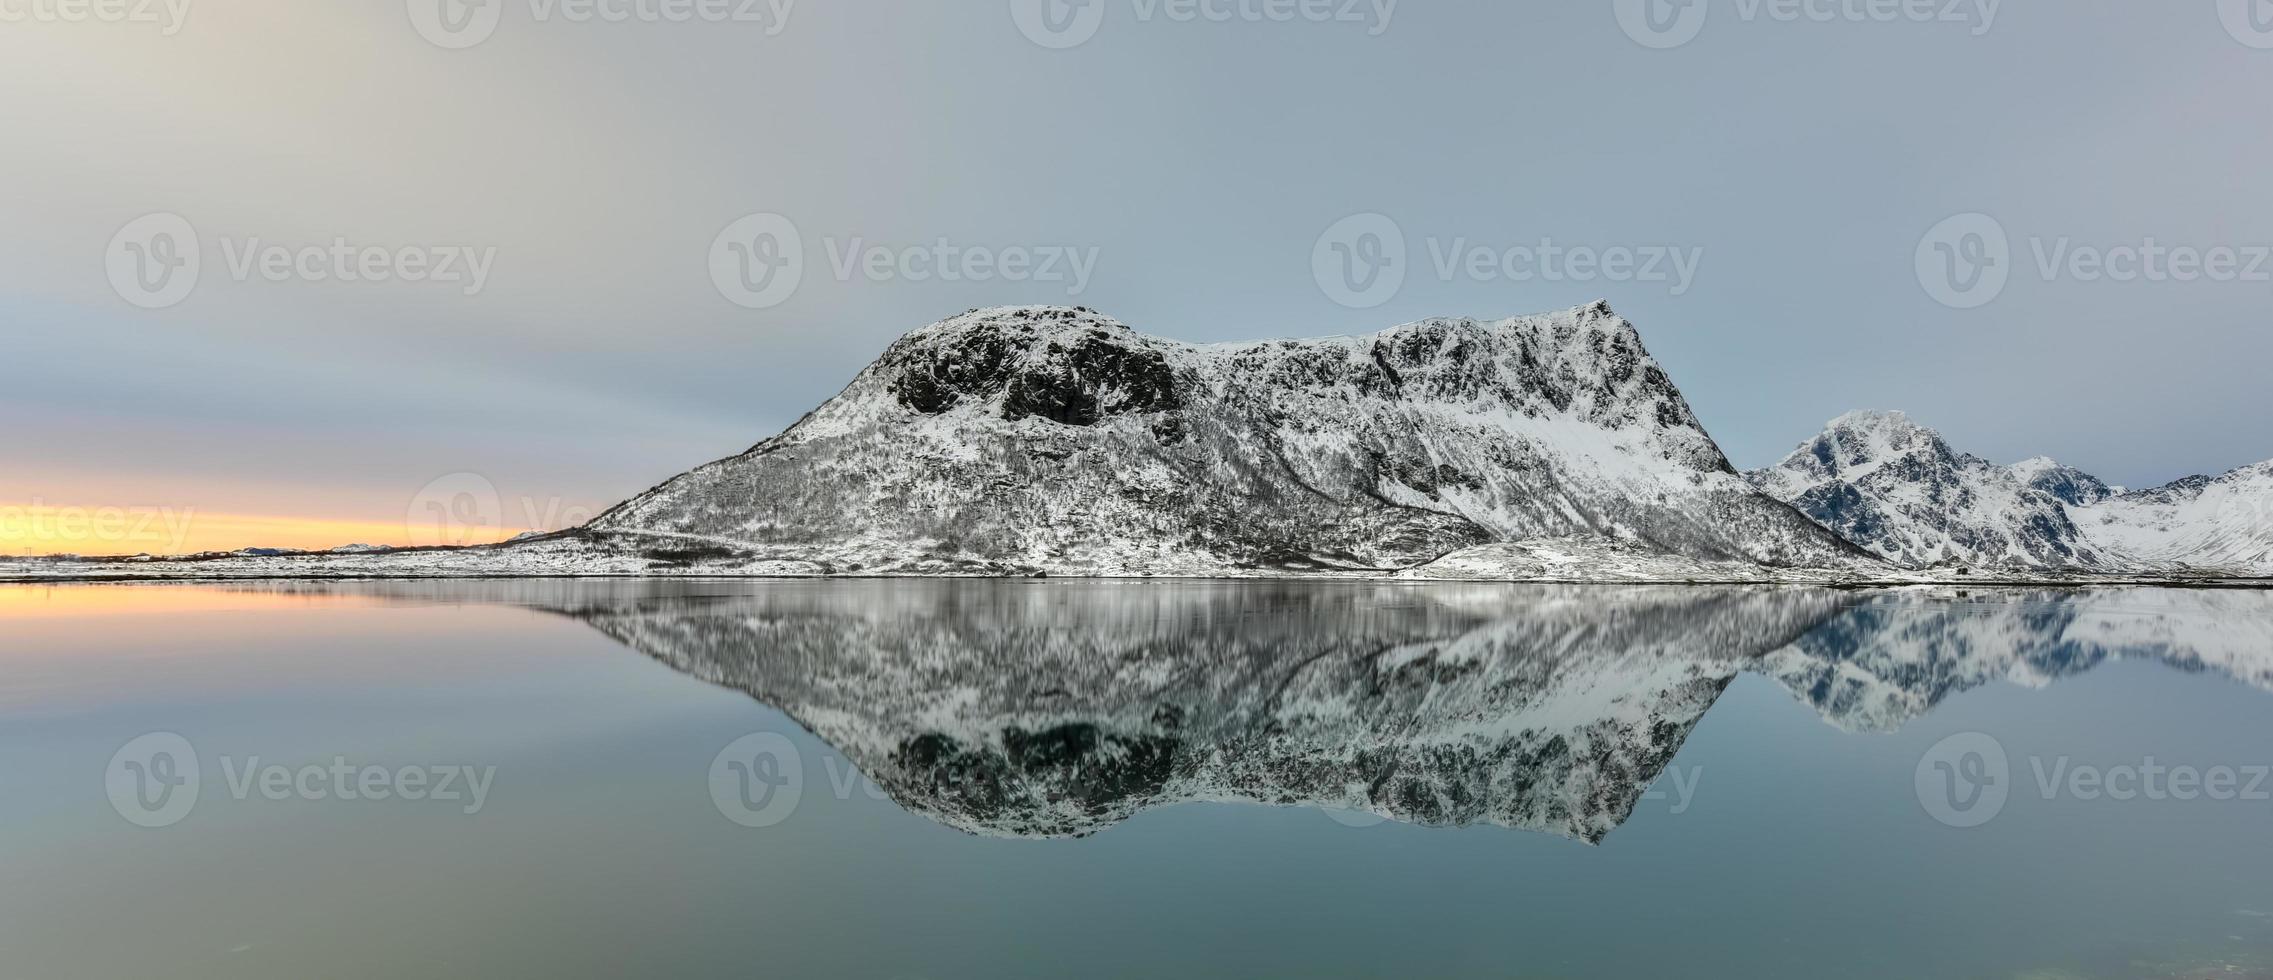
2010,456 -> 2115,506
588,303 -> 1873,576
2072,462 -> 2273,576
1744,411 -> 2124,571
563,580 -> 1850,841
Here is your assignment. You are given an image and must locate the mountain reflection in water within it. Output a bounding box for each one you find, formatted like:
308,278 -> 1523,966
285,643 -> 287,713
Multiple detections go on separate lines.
263,581 -> 2273,844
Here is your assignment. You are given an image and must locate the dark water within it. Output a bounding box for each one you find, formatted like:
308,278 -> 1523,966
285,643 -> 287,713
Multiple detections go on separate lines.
6,581 -> 2273,980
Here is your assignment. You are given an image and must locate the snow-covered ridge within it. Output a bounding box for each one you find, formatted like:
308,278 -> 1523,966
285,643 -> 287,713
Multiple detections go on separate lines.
9,306 -> 2266,583
1744,410 -> 2117,570
1747,410 -> 2273,575
2074,460 -> 2273,575
586,303 -> 1870,577
2010,456 -> 2115,506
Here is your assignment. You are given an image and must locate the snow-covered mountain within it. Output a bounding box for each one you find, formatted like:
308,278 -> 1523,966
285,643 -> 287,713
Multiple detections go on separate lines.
2010,456 -> 2115,506
1745,410 -> 2273,575
1744,410 -> 2121,570
15,304 -> 2269,583
2072,462 -> 2273,576
587,303 -> 1871,577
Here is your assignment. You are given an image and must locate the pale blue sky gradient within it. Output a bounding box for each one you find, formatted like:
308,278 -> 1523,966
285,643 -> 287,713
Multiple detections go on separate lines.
3,0 -> 2268,530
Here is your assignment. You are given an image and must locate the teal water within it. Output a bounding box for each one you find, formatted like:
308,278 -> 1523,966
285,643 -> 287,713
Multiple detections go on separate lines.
4,581 -> 2272,980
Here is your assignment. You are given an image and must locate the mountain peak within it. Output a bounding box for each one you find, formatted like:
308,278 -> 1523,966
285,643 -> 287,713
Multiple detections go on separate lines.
2010,456 -> 2115,507
1758,410 -> 1953,495
909,305 -> 1131,339
1826,409 -> 1924,434
1746,409 -> 2116,570
592,305 -> 1867,575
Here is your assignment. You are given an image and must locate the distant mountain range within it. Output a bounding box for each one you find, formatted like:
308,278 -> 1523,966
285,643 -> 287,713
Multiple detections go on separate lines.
1747,409 -> 2273,575
5,304 -> 2267,582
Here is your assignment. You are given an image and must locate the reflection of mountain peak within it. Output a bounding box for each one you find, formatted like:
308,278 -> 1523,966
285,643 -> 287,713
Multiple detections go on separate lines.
210,579 -> 2273,842
542,583 -> 2273,841
576,583 -> 1847,842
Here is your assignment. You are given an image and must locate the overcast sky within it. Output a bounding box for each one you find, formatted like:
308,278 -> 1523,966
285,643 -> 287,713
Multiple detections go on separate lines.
4,0 -> 2270,550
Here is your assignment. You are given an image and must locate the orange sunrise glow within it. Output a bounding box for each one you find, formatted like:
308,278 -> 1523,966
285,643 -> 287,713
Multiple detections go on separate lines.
0,504 -> 535,557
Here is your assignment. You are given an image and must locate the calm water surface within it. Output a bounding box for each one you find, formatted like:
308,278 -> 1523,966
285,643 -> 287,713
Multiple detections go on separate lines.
5,581 -> 2273,980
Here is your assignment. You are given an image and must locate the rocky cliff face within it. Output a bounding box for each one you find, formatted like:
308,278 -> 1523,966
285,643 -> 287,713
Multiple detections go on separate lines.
589,304 -> 1870,576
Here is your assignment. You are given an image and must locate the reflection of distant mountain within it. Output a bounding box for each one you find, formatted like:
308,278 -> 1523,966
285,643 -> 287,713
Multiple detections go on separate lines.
223,580 -> 2273,843
1761,588 -> 2273,732
572,583 -> 1845,842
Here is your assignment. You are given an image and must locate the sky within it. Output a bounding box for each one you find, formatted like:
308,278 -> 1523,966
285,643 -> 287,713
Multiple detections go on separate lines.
4,0 -> 2270,554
